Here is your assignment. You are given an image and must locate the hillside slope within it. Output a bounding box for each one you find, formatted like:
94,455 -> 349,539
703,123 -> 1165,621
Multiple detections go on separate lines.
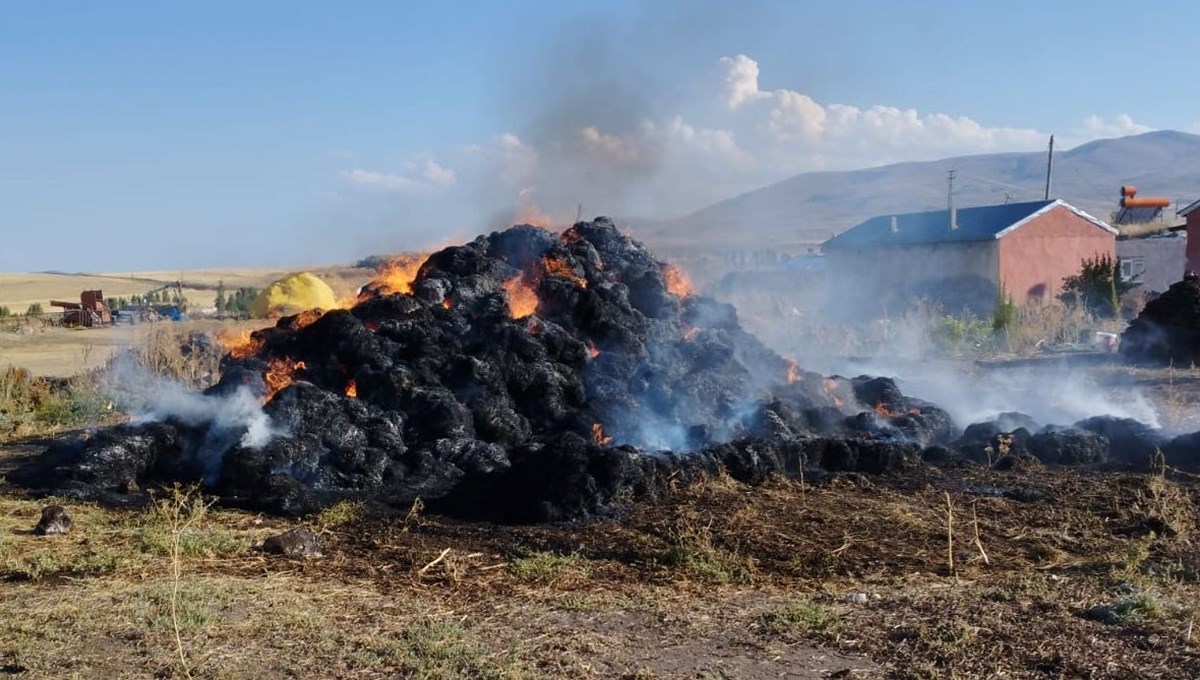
641,130 -> 1200,254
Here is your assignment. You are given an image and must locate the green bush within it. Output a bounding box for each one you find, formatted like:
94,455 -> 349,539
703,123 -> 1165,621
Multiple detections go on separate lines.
934,313 -> 992,355
992,284 -> 1017,334
1060,254 -> 1130,318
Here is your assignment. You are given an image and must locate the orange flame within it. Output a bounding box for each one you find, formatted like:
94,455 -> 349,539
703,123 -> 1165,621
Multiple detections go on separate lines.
365,253 -> 430,298
345,379 -> 358,399
683,326 -> 701,341
442,298 -> 453,310
263,357 -> 306,403
542,255 -> 587,288
833,396 -> 844,408
216,328 -> 264,360
662,264 -> 694,298
823,378 -> 839,393
592,423 -> 613,446
586,341 -> 600,359
503,275 -> 538,319
561,226 -> 584,244
286,308 -> 326,331
909,407 -> 921,416
517,187 -> 551,228
875,402 -> 899,418
786,359 -> 800,385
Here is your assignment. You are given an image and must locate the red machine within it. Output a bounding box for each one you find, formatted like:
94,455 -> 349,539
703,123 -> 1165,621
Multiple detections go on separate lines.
50,290 -> 112,327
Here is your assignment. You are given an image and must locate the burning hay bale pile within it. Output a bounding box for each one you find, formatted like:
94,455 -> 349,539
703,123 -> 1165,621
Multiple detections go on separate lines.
13,219 -> 1200,522
1122,272 -> 1200,365
16,219 -> 954,521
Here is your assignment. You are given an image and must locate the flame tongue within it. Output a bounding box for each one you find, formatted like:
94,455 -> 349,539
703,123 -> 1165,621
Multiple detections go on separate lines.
504,274 -> 538,319
662,264 -> 693,298
216,328 -> 264,360
364,253 -> 430,298
287,308 -> 326,331
542,255 -> 587,288
263,357 -> 306,403
592,423 -> 613,446
786,359 -> 800,385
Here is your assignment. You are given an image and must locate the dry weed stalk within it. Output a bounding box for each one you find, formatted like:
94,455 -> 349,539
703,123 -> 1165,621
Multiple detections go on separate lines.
418,548 -> 452,577
944,492 -> 955,577
401,497 -> 424,533
151,485 -> 211,680
799,462 -> 806,506
972,502 -> 989,566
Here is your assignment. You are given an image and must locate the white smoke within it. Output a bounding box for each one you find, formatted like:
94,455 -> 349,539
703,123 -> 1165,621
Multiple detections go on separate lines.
103,354 -> 282,481
829,356 -> 1161,431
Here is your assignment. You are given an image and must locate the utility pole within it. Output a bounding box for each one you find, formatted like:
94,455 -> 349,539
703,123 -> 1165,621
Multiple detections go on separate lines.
947,169 -> 958,230
1044,135 -> 1054,200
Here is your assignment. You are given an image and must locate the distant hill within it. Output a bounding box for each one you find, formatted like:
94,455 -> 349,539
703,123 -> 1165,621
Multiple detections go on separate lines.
639,130 -> 1200,256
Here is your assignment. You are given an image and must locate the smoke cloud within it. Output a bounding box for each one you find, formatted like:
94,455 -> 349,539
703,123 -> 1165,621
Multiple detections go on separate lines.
103,355 -> 282,483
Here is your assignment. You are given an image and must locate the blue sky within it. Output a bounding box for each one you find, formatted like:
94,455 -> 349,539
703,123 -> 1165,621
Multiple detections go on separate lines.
2,1 -> 1197,271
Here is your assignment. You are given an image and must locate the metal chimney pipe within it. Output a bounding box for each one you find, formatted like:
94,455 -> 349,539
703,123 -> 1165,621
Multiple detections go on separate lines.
950,205 -> 958,230
890,215 -> 898,233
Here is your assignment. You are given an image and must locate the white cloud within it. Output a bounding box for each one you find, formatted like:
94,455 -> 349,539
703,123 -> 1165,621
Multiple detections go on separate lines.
721,54 -> 1043,154
660,116 -> 755,167
342,169 -> 426,192
1080,113 -> 1155,137
333,54 -> 1166,225
422,161 -> 457,188
721,54 -> 767,110
342,160 -> 456,193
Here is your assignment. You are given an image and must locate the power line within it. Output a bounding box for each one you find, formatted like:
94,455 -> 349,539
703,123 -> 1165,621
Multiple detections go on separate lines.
955,172 -> 1033,194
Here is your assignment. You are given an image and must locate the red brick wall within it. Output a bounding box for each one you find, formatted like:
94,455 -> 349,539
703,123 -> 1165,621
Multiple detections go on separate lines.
996,205 -> 1115,303
1187,212 -> 1200,275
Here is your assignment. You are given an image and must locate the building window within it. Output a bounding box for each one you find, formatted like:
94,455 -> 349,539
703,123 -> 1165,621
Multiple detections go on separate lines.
1119,256 -> 1146,284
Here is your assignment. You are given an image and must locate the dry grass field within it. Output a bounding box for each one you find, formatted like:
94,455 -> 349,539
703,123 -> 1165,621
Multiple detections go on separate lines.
0,266 -> 369,315
2,276 -> 1199,678
0,319 -> 269,378
0,456 -> 1196,679
0,265 -> 373,377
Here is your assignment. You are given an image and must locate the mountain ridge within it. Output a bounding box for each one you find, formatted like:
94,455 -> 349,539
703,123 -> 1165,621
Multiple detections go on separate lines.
639,130 -> 1200,253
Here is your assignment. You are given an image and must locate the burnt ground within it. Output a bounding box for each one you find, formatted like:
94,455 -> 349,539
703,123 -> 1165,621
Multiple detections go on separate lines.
2,437 -> 1199,679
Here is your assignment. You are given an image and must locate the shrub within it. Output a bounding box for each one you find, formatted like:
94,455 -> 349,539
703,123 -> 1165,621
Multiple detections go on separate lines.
992,284 -> 1017,334
1060,254 -> 1130,318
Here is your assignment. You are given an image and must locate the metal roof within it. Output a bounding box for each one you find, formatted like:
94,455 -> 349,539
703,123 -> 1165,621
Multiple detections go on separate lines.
1178,197 -> 1200,218
823,199 -> 1115,250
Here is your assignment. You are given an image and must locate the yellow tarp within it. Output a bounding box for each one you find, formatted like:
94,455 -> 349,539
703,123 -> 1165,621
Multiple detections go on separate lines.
249,272 -> 338,318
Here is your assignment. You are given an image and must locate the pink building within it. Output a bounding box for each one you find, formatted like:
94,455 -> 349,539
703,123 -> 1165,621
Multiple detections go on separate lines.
1180,198 -> 1200,274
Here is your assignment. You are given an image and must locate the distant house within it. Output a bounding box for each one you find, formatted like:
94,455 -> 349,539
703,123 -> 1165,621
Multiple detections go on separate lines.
823,199 -> 1116,317
1178,198 -> 1200,274
1116,229 -> 1186,297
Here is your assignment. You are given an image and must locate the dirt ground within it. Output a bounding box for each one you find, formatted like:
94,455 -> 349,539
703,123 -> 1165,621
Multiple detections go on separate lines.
1,436 -> 1198,679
